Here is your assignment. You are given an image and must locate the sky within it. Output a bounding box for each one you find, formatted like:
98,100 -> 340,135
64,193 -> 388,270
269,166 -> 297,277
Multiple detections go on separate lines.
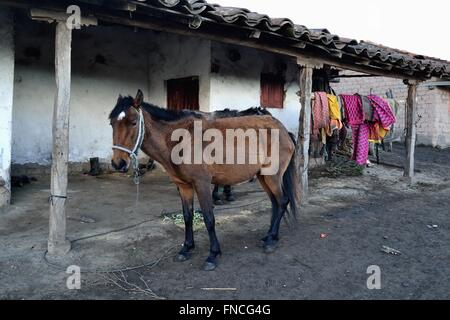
214,0 -> 450,61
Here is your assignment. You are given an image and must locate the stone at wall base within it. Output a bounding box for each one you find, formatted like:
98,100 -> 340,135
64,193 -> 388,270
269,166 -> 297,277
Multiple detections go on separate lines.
309,157 -> 326,169
12,161 -> 166,176
11,162 -> 114,176
47,239 -> 71,256
399,176 -> 416,185
0,187 -> 11,208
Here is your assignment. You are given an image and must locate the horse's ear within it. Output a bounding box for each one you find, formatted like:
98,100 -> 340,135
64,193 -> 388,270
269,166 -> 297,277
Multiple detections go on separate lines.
117,94 -> 123,103
134,89 -> 144,108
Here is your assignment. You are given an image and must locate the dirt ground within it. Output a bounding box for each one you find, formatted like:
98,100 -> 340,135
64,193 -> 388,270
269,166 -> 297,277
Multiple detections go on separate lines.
1,144 -> 449,300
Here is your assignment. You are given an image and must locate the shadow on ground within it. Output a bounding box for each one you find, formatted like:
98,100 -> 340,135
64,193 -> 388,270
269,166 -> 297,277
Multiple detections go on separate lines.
1,144 -> 449,299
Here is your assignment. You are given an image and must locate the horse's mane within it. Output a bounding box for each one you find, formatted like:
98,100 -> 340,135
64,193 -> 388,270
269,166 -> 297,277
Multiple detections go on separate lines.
109,96 -> 272,122
142,102 -> 202,122
109,96 -> 201,122
212,107 -> 272,118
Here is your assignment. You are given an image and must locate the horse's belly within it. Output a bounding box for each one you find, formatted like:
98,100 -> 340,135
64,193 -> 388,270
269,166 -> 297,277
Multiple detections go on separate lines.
210,164 -> 260,185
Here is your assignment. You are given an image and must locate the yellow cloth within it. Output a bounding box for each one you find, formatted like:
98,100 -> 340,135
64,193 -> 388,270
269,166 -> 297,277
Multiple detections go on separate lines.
327,95 -> 342,122
368,125 -> 389,143
326,94 -> 343,136
379,127 -> 389,139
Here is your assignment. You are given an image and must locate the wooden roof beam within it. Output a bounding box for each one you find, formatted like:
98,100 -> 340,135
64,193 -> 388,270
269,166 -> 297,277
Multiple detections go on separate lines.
30,8 -> 97,26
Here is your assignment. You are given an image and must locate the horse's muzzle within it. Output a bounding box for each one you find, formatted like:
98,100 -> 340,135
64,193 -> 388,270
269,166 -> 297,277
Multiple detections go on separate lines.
111,159 -> 128,172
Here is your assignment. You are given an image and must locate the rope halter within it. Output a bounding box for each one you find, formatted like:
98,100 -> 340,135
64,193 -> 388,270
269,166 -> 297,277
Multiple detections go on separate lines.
112,108 -> 145,184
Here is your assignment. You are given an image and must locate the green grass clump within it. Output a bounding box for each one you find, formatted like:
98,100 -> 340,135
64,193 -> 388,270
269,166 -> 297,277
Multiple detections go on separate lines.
163,210 -> 203,229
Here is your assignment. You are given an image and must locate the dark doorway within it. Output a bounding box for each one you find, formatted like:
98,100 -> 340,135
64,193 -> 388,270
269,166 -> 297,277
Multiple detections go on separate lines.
167,76 -> 200,111
260,73 -> 285,109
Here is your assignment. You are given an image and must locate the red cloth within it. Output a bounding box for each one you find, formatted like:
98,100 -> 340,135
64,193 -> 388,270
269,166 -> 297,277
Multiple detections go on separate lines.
312,92 -> 330,135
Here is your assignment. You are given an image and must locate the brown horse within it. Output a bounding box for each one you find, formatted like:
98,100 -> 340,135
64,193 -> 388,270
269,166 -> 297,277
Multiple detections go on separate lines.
110,90 -> 300,271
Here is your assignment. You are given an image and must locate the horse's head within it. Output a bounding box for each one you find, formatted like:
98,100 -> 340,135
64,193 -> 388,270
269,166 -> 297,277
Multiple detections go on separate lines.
109,90 -> 144,172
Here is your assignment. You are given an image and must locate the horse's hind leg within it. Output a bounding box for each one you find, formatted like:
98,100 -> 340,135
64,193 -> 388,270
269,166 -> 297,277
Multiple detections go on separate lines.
194,181 -> 222,271
257,175 -> 279,237
176,184 -> 195,262
224,185 -> 236,202
259,175 -> 289,254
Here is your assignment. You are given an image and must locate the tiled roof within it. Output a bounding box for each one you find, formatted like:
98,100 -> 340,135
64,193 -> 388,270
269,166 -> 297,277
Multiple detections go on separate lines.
48,0 -> 450,80
135,0 -> 448,79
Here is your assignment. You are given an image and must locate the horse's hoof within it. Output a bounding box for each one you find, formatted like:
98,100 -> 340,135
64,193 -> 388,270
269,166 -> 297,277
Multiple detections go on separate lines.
175,252 -> 190,262
226,195 -> 236,202
202,261 -> 217,271
214,199 -> 225,206
263,244 -> 277,254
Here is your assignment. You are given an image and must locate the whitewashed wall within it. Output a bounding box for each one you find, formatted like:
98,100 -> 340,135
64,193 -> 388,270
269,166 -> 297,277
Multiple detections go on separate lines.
12,17 -> 300,169
0,8 -> 14,206
12,17 -> 210,165
146,33 -> 211,111
209,42 -> 301,134
13,19 -> 149,165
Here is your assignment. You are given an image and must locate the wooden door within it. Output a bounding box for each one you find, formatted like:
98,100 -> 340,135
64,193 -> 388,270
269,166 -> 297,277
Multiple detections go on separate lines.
167,76 -> 200,111
260,73 -> 285,109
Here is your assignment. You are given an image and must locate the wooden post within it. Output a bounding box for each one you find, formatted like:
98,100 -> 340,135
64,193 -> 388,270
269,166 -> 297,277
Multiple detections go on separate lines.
403,80 -> 418,182
0,8 -> 14,208
48,22 -> 72,256
296,65 -> 314,203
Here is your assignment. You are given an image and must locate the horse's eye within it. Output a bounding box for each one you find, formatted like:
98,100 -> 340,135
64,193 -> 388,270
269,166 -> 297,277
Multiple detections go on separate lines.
131,121 -> 137,126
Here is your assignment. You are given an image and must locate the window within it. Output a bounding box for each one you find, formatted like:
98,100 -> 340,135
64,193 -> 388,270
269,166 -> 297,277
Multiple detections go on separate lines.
260,73 -> 285,109
167,76 -> 200,111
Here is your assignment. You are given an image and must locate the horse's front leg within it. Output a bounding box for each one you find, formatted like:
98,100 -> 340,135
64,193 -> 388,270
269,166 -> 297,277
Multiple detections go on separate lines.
195,181 -> 222,271
176,184 -> 195,262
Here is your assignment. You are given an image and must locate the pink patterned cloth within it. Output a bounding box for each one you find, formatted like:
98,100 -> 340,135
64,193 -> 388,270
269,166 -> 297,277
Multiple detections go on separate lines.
340,94 -> 364,126
351,124 -> 370,165
339,94 -> 397,166
340,94 -> 368,166
367,95 -> 396,129
312,92 -> 330,135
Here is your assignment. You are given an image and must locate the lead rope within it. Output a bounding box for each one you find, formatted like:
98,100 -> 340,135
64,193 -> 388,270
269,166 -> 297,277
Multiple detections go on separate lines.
113,108 -> 145,212
130,153 -> 141,207
132,109 -> 146,209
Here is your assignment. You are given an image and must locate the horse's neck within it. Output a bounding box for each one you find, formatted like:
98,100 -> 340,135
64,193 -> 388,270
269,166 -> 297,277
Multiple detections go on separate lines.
140,114 -> 173,169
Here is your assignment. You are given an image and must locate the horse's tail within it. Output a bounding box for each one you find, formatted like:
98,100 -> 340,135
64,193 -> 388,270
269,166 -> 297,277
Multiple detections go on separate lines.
283,132 -> 301,220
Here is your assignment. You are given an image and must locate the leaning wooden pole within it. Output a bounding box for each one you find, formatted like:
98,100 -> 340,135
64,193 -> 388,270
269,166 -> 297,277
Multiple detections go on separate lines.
48,22 -> 72,256
403,80 -> 418,182
297,66 -> 313,203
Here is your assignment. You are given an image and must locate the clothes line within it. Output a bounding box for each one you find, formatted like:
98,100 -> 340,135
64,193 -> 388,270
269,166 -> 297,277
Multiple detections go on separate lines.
311,97 -> 405,103
310,91 -> 398,167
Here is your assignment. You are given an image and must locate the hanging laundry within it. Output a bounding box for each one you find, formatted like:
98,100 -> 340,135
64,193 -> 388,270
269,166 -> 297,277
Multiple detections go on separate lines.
385,98 -> 399,118
338,95 -> 346,124
352,123 -> 370,165
367,95 -> 397,142
369,123 -> 383,143
340,94 -> 364,126
327,94 -> 343,132
383,98 -> 400,142
312,92 -> 330,144
340,94 -> 369,166
367,95 -> 396,129
337,93 -> 397,167
358,95 -> 374,121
